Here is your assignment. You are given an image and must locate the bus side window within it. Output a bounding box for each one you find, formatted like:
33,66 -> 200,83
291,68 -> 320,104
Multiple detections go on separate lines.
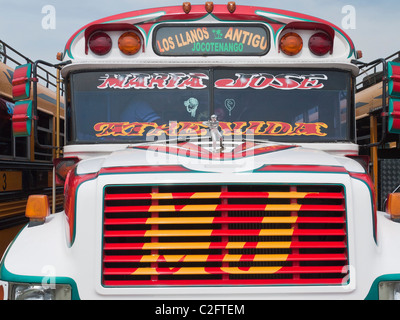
36,110 -> 53,161
0,98 -> 13,156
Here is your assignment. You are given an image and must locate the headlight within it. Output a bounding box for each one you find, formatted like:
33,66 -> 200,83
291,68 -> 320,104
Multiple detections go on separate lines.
9,283 -> 71,300
379,281 -> 400,300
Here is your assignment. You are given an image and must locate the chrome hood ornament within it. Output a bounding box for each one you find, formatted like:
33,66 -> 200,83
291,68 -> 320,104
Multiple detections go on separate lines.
203,114 -> 224,152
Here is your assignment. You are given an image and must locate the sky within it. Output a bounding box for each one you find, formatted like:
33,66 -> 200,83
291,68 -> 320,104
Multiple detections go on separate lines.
0,0 -> 399,67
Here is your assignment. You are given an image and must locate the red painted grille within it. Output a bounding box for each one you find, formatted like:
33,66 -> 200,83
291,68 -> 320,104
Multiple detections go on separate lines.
102,184 -> 348,287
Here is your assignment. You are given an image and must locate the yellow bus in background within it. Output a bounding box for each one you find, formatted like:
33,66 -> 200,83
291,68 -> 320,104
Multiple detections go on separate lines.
0,40 -> 64,257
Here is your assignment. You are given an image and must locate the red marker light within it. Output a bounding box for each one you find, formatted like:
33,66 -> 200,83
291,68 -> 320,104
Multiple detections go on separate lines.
309,32 -> 333,56
88,31 -> 112,56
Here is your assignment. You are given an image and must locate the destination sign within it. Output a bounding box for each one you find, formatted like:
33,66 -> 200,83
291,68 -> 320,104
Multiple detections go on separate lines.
153,25 -> 269,56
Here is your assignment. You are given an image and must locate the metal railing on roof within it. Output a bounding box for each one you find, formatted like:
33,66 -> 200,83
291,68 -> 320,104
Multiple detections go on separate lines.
0,39 -> 64,94
356,50 -> 400,92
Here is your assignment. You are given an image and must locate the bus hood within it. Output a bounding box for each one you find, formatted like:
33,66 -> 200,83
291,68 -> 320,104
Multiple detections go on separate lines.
75,141 -> 366,176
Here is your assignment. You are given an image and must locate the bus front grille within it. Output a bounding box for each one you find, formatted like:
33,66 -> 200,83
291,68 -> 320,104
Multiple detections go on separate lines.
102,184 -> 348,287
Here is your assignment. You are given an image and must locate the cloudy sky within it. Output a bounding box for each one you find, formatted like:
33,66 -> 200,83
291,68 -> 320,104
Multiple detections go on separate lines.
0,0 -> 399,65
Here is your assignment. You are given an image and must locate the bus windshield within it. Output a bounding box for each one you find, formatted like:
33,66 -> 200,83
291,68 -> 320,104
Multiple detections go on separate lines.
69,68 -> 352,143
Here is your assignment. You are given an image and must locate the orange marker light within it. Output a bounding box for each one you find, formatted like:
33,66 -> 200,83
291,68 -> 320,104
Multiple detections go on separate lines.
118,32 -> 141,56
205,2 -> 214,13
280,32 -> 303,56
183,2 -> 191,14
25,195 -> 50,226
387,193 -> 400,219
227,1 -> 236,13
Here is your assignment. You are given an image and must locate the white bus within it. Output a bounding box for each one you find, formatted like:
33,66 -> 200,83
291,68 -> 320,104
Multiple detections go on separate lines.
1,2 -> 400,300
